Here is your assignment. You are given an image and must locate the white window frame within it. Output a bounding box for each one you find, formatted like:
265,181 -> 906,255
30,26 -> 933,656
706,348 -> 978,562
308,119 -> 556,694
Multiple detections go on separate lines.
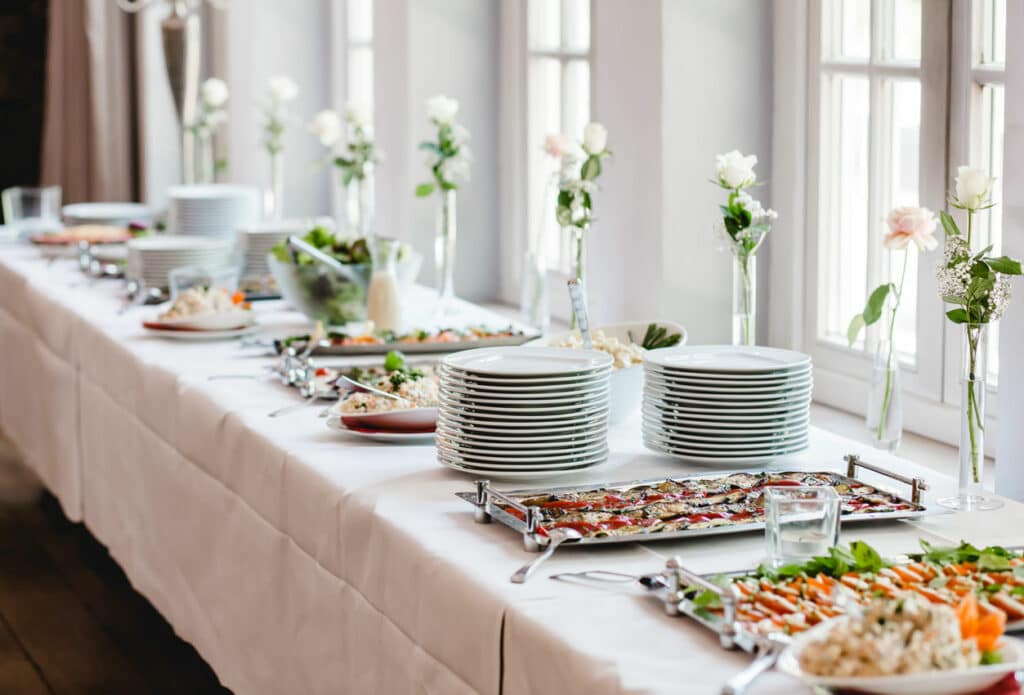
498,0 -> 594,322
777,0 -> 1006,450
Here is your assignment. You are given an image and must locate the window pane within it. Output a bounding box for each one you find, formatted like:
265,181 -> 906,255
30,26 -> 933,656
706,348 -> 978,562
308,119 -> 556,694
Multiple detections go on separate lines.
562,60 -> 590,144
820,75 -> 870,343
887,0 -> 921,62
824,0 -> 870,60
561,0 -> 590,52
347,0 -> 373,43
978,83 -> 1004,384
528,0 -> 560,51
528,58 -> 563,270
977,0 -> 1006,66
348,46 -> 374,114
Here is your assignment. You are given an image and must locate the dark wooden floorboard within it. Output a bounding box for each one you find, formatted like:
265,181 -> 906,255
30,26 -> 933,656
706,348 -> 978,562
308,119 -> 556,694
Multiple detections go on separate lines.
0,441 -> 231,695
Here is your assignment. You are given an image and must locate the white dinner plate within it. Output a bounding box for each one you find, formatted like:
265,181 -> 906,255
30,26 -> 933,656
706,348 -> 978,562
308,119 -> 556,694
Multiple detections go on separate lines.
435,424 -> 606,448
640,404 -> 810,425
643,429 -> 811,450
643,383 -> 813,404
439,395 -> 609,415
144,310 -> 255,332
644,362 -> 812,380
142,324 -> 260,341
331,406 -> 438,430
438,458 -> 605,479
643,374 -> 813,395
443,346 -> 613,377
438,449 -> 608,469
436,413 -> 608,436
643,437 -> 809,460
439,378 -> 610,400
643,396 -> 810,418
777,621 -> 1024,695
644,345 -> 811,373
641,412 -> 811,435
440,366 -> 612,388
438,388 -> 609,408
325,416 -> 435,443
641,369 -> 814,387
641,419 -> 809,444
63,202 -> 153,224
438,403 -> 610,422
436,439 -> 608,463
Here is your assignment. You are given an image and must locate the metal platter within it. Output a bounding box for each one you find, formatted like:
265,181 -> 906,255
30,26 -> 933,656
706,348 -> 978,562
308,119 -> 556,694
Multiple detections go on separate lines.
274,328 -> 539,356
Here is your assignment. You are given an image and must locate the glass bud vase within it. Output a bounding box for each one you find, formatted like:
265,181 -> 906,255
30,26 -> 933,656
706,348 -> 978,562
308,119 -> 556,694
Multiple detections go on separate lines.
938,323 -> 1002,511
569,225 -> 587,330
264,151 -> 284,221
732,253 -> 756,346
865,338 -> 902,452
434,189 -> 457,313
196,132 -> 215,184
345,167 -> 375,239
519,250 -> 549,333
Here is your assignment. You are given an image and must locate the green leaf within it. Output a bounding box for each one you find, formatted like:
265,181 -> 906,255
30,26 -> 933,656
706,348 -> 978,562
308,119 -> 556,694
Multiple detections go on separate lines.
415,183 -> 435,197
940,210 -> 961,238
383,351 -> 406,372
847,314 -> 866,346
580,155 -> 601,181
946,308 -> 969,324
981,650 -> 1004,665
418,142 -> 442,153
986,256 -> 1023,275
850,540 -> 884,573
928,575 -> 949,589
978,551 -> 1012,572
862,284 -> 892,325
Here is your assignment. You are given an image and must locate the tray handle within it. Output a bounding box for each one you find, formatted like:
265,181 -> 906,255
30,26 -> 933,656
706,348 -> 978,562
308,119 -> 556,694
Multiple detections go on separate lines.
664,556 -> 741,650
473,480 -> 540,533
844,453 -> 928,506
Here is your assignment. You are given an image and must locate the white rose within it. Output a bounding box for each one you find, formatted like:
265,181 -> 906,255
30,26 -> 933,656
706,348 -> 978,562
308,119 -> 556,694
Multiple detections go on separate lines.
543,133 -> 570,158
344,102 -> 371,129
427,95 -> 459,125
309,109 -> 342,147
201,78 -> 229,108
439,153 -> 471,183
954,165 -> 994,211
716,150 -> 758,189
450,123 -> 471,146
582,122 -> 607,155
268,75 -> 298,103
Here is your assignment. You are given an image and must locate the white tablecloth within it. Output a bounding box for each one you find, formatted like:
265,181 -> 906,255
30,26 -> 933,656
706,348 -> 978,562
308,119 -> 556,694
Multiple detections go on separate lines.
2,246 -> 1021,695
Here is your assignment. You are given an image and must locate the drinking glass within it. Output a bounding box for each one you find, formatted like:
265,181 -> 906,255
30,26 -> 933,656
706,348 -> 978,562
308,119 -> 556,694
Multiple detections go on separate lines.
764,486 -> 840,567
169,265 -> 240,300
1,185 -> 62,235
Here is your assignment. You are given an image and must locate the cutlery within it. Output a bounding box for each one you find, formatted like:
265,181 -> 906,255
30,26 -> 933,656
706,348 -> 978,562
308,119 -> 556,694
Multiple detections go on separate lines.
299,320 -> 326,359
720,635 -> 787,695
510,528 -> 582,584
566,279 -> 593,350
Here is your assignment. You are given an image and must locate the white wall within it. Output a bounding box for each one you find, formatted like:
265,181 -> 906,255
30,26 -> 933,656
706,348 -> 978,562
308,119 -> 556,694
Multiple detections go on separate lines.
660,0 -> 774,344
995,0 -> 1024,498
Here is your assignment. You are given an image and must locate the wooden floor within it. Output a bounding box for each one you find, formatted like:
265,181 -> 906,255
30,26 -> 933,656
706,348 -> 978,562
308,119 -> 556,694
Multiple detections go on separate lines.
0,441 -> 230,695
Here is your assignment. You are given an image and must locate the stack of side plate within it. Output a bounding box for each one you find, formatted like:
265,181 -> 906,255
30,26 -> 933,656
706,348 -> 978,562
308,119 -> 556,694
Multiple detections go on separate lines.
642,346 -> 813,464
126,235 -> 235,290
236,220 -> 305,285
437,347 -> 613,479
167,184 -> 260,238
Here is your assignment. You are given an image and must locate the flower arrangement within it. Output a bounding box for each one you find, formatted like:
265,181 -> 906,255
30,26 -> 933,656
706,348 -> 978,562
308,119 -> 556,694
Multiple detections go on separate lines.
308,103 -> 379,236
415,95 -> 472,197
555,122 -> 610,233
936,166 -> 1022,497
712,151 -> 776,345
188,77 -> 229,182
262,75 -> 298,157
848,206 -> 938,447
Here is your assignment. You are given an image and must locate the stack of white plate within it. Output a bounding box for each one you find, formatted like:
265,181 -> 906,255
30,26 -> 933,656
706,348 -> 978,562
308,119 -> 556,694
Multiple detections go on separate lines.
167,184 -> 260,238
642,346 -> 813,464
63,202 -> 153,227
126,235 -> 235,289
236,220 -> 305,281
437,347 -> 613,479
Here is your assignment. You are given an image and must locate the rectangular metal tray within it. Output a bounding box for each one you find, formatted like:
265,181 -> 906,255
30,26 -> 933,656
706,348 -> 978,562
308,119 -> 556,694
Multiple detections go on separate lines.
275,330 -> 539,357
456,454 -> 931,552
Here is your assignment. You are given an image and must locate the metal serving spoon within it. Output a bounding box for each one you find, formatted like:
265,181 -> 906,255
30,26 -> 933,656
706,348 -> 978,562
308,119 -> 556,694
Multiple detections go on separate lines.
339,375 -> 412,404
510,528 -> 583,584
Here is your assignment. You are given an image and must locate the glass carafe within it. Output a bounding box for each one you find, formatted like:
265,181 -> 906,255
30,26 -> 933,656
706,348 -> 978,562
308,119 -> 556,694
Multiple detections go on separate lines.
366,237 -> 403,333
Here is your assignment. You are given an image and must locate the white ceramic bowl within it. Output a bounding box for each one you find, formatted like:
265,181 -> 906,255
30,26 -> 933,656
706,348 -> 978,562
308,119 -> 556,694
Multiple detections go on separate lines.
777,618 -> 1024,695
526,320 -> 687,424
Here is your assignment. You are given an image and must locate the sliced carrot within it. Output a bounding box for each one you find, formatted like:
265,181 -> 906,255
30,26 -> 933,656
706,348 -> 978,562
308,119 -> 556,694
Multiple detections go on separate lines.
957,593 -> 980,639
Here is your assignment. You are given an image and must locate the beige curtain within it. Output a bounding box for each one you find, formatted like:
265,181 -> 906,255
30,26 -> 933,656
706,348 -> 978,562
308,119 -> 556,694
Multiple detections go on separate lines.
40,0 -> 138,203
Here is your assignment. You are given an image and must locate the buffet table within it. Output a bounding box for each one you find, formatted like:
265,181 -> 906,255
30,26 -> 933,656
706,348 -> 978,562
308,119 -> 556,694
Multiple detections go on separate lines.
1,245 -> 1022,695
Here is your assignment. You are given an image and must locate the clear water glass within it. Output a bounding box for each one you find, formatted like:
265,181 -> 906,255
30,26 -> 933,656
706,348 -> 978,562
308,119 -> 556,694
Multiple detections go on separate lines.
765,486 -> 841,567
169,265 -> 240,300
1,185 -> 62,234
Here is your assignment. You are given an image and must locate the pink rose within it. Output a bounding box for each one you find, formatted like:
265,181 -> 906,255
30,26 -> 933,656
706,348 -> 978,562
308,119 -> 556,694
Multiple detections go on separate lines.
884,206 -> 938,252
543,133 -> 570,159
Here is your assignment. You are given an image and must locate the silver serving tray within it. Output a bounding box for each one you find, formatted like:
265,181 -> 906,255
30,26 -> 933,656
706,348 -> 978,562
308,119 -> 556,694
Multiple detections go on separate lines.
275,330 -> 538,356
456,454 -> 931,552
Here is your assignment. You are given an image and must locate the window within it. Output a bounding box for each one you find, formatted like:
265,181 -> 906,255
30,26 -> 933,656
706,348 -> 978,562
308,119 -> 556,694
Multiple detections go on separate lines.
805,0 -> 1007,435
526,0 -> 592,277
346,0 -> 374,116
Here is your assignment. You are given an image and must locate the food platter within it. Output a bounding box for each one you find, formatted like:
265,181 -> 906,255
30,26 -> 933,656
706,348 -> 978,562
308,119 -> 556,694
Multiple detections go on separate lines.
456,454 -> 930,552
275,325 -> 540,356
